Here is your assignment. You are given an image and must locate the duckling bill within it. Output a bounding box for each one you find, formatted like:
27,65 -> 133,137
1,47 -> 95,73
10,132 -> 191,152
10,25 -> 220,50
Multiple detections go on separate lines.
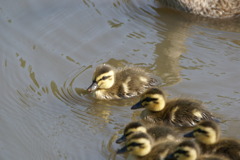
87,64 -> 160,100
87,81 -> 98,92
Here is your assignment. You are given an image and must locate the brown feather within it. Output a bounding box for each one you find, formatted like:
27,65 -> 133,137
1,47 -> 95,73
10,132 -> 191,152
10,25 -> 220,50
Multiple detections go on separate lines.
158,0 -> 240,18
137,89 -> 217,127
88,64 -> 160,100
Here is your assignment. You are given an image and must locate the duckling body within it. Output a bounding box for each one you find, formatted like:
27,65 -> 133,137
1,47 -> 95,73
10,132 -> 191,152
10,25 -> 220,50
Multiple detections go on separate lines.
159,0 -> 240,18
198,156 -> 230,160
184,121 -> 240,160
140,99 -> 216,127
117,132 -> 178,160
87,64 -> 159,100
165,140 -> 230,160
116,121 -> 178,144
211,139 -> 240,160
131,88 -> 218,127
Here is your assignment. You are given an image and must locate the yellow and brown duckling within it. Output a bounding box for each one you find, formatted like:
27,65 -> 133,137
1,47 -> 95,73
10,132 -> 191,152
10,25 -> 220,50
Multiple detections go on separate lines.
165,140 -> 229,160
131,88 -> 218,127
116,132 -> 178,160
116,121 -> 178,144
87,64 -> 159,100
184,120 -> 240,160
159,0 -> 240,18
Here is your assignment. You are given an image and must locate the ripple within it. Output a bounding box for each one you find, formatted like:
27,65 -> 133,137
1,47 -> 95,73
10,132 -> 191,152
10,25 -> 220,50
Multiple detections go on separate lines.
117,0 -> 163,31
1,0 -> 240,159
50,65 -> 92,106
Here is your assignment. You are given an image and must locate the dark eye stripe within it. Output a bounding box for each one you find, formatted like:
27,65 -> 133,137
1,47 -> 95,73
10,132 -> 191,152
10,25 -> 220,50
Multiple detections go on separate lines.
101,76 -> 110,80
96,76 -> 110,82
143,97 -> 158,102
175,149 -> 188,155
196,128 -> 207,134
128,142 -> 143,147
125,131 -> 133,137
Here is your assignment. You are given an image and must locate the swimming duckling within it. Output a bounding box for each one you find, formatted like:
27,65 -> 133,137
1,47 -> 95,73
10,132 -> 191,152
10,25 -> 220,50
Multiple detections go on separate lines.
87,64 -> 159,100
158,0 -> 240,18
131,88 -> 218,127
116,121 -> 178,144
184,120 -> 240,160
117,132 -> 178,160
165,140 -> 229,160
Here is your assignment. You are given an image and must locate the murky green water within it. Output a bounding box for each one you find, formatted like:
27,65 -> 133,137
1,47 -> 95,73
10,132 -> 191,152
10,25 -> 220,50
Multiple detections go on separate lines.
0,0 -> 240,159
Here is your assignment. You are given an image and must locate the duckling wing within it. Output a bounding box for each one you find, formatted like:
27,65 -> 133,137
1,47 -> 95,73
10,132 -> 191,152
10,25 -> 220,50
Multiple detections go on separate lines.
115,68 -> 160,98
168,108 -> 199,127
212,139 -> 240,160
172,109 -> 215,127
166,100 -> 216,127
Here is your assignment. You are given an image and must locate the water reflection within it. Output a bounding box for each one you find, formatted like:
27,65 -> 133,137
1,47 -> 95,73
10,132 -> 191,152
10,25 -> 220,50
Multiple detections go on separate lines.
152,7 -> 240,85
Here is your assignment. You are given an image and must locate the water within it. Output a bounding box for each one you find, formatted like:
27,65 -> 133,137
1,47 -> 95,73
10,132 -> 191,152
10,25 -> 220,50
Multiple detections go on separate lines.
0,0 -> 240,159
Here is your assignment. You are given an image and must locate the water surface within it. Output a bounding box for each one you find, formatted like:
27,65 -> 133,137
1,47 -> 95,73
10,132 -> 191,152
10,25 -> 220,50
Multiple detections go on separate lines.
0,0 -> 240,159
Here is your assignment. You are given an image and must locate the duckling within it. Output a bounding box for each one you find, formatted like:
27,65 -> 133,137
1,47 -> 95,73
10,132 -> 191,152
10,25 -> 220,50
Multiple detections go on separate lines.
184,120 -> 240,160
158,0 -> 240,18
116,132 -> 178,160
116,121 -> 178,144
87,64 -> 159,100
131,88 -> 218,127
165,140 -> 229,160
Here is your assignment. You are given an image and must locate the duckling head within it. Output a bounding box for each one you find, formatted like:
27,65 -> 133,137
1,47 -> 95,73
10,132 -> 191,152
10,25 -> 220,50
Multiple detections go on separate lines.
166,140 -> 200,160
131,88 -> 166,112
184,121 -> 220,145
87,64 -> 115,92
116,122 -> 147,144
116,132 -> 152,157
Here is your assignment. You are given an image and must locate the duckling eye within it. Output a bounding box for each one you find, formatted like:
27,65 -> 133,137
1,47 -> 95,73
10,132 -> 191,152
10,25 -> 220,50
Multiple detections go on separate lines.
101,76 -> 110,80
175,149 -> 188,155
129,142 -> 143,148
